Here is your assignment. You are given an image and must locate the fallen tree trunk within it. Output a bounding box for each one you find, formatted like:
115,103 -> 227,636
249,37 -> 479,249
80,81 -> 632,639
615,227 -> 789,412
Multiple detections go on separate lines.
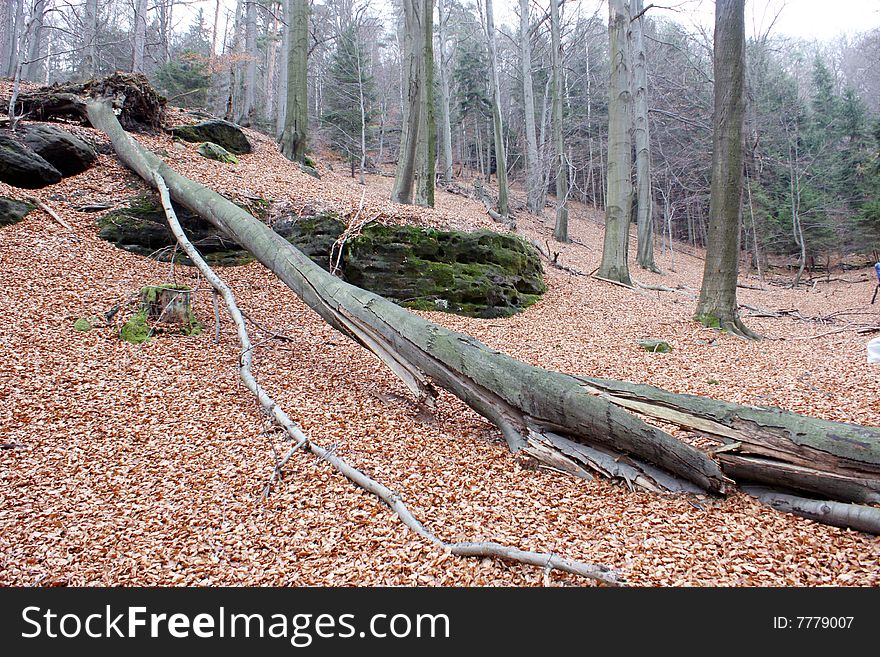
743,487 -> 880,535
86,98 -> 880,533
154,171 -> 623,585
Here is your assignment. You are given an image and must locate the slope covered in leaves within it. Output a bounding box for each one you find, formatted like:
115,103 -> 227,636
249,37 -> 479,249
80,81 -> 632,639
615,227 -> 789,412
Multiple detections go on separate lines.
1,111 -> 878,586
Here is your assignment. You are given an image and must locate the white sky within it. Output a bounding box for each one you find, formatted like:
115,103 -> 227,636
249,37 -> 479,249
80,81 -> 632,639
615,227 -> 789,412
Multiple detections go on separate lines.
177,0 -> 880,48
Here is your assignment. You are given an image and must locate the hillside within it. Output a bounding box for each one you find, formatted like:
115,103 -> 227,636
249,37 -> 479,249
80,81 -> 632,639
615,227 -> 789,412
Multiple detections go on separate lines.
1,113 -> 878,586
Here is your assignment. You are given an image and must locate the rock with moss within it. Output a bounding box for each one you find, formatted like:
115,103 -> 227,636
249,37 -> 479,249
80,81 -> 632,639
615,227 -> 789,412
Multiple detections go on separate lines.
171,120 -> 252,154
73,317 -> 93,332
273,213 -> 346,270
96,194 -> 248,265
197,141 -> 238,164
0,197 -> 34,226
639,339 -> 673,354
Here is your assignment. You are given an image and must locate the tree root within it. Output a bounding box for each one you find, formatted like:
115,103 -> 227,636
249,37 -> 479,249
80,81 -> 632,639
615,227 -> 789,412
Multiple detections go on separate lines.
153,172 -> 624,585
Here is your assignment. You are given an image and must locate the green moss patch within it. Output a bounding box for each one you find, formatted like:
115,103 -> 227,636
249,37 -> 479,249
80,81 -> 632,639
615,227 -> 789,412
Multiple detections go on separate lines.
120,310 -> 151,344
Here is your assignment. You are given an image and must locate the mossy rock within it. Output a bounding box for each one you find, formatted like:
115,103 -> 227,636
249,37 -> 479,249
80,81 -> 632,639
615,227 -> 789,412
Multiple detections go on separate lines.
197,141 -> 238,164
343,226 -> 545,318
96,194 -> 248,264
0,197 -> 34,226
171,120 -> 252,154
639,339 -> 673,354
273,212 -> 346,270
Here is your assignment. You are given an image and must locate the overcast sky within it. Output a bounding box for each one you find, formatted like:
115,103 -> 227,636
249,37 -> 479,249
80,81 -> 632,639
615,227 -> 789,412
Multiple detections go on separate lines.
178,0 -> 880,49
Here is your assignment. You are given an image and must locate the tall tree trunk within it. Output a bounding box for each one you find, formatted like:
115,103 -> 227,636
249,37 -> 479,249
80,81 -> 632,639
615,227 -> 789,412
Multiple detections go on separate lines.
280,0 -> 309,162
275,0 -> 289,137
132,0 -> 148,74
550,0 -> 568,241
598,0 -> 633,285
694,0 -> 757,339
414,0 -> 435,208
519,0 -> 540,215
6,0 -> 23,78
485,0 -> 508,217
23,0 -> 46,82
392,0 -> 434,208
240,0 -> 258,125
82,0 -> 99,79
437,0 -> 454,185
631,0 -> 659,273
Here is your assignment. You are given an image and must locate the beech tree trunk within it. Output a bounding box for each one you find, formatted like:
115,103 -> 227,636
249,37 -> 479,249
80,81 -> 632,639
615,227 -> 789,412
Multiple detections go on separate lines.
82,0 -> 99,79
280,0 -> 309,162
694,0 -> 757,339
86,97 -> 880,534
132,0 -> 148,74
392,0 -> 435,208
550,0 -> 568,242
437,0 -> 454,185
519,0 -> 541,215
598,0 -> 633,285
239,0 -> 257,125
631,0 -> 659,273
484,0 -> 508,218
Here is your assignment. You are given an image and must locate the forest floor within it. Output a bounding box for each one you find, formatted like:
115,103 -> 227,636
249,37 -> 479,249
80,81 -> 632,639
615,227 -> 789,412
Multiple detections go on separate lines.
1,111 -> 878,586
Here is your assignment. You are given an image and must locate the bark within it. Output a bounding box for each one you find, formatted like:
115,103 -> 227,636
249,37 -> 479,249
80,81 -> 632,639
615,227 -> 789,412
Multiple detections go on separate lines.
484,0 -> 508,217
437,0 -> 454,185
631,0 -> 659,273
598,0 -> 633,285
414,0 -> 435,208
694,0 -> 757,339
280,0 -> 309,162
87,94 -> 880,534
519,0 -> 541,215
5,0 -> 23,79
550,0 -> 568,242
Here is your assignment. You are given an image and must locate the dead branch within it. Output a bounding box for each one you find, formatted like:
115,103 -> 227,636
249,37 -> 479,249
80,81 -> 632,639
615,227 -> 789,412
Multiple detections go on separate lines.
26,196 -> 74,232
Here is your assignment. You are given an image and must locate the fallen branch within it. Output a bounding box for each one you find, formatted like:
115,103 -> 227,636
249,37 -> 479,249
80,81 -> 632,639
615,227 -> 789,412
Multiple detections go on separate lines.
26,196 -> 74,232
153,171 -> 623,585
742,486 -> 880,535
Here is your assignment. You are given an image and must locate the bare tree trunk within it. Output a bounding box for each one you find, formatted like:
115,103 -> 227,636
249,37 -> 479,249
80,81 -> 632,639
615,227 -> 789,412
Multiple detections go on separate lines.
275,0 -> 289,137
132,0 -> 148,74
82,0 -> 99,79
414,0 -> 435,208
437,0 -> 454,185
23,0 -> 46,82
598,0 -> 633,285
484,0 -> 508,217
393,0 -> 434,208
631,0 -> 659,273
519,0 -> 540,215
5,0 -> 23,78
239,0 -> 258,125
88,96 -> 880,534
694,0 -> 758,339
280,0 -> 309,162
550,0 -> 568,240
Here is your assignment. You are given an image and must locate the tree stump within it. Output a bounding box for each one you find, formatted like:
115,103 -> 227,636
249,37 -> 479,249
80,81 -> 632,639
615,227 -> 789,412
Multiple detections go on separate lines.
140,285 -> 191,323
